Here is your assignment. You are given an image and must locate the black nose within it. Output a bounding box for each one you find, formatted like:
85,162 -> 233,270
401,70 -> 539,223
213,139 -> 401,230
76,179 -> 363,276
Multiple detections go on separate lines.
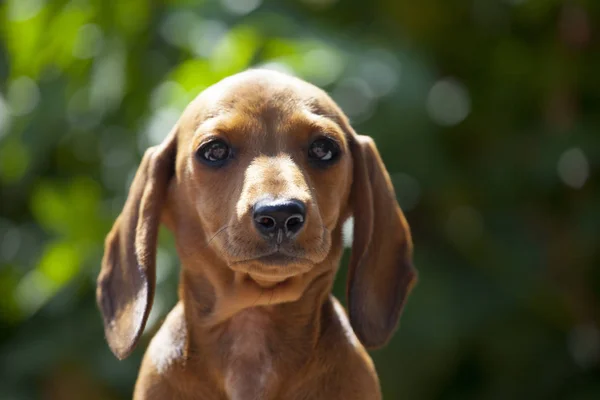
253,198 -> 306,241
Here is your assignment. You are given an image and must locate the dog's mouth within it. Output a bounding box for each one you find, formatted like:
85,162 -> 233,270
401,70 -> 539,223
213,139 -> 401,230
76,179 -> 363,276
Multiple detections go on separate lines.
230,249 -> 312,266
255,252 -> 308,266
228,250 -> 312,285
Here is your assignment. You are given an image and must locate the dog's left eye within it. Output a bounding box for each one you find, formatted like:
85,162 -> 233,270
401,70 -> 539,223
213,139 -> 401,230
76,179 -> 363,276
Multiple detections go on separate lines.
308,138 -> 340,164
197,140 -> 231,166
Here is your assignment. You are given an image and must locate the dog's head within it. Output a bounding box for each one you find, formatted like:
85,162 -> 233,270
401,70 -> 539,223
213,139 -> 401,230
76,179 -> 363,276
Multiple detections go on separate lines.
97,69 -> 416,359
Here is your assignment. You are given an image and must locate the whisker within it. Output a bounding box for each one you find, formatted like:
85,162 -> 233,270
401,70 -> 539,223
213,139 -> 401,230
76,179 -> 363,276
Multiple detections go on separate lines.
204,224 -> 230,247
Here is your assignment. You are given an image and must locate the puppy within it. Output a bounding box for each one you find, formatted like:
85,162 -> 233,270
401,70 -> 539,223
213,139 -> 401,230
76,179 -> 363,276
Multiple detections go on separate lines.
97,69 -> 416,399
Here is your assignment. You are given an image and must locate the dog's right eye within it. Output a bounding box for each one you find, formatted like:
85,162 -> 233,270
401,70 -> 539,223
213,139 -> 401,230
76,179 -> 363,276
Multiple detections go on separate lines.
196,140 -> 231,167
308,137 -> 341,166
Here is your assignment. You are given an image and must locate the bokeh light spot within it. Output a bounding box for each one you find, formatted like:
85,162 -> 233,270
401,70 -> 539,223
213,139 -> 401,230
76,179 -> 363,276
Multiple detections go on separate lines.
90,42 -> 126,113
557,147 -> 589,189
72,24 -> 104,59
151,81 -> 188,112
210,26 -> 260,74
332,78 -> 375,121
142,108 -> 181,150
0,93 -> 11,138
189,20 -> 228,58
358,51 -> 400,97
7,0 -> 44,22
15,241 -> 81,316
14,270 -> 53,316
302,47 -> 344,86
160,11 -> 200,49
7,76 -> 40,117
426,78 -> 471,126
38,242 -> 81,286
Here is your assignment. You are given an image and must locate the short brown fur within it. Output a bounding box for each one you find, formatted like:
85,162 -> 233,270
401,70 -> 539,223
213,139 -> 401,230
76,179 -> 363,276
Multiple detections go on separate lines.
96,69 -> 416,400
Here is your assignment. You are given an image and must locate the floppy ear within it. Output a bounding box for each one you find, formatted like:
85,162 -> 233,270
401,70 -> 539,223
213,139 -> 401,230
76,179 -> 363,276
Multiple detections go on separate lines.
96,129 -> 177,360
347,134 -> 417,349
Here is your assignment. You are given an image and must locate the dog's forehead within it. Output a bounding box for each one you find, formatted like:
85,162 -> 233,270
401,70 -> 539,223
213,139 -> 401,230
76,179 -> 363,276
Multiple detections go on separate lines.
209,70 -> 325,103
185,70 -> 341,123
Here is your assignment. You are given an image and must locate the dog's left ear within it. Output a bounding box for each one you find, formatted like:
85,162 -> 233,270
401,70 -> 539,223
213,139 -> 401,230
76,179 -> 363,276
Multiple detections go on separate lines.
96,128 -> 177,360
347,134 -> 417,349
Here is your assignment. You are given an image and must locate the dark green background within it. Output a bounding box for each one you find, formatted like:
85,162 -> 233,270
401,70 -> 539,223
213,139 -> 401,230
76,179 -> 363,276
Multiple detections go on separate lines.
1,0 -> 599,399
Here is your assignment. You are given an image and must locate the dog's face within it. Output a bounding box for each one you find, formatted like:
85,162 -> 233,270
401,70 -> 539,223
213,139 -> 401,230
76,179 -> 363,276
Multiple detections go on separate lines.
97,69 -> 416,360
172,72 -> 352,284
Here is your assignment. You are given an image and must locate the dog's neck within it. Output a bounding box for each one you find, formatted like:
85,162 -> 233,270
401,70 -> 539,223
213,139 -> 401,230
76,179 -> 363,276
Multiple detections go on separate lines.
179,260 -> 336,399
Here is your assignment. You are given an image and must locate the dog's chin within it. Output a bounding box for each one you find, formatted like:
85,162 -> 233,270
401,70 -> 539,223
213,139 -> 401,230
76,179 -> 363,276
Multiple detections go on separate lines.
228,253 -> 313,287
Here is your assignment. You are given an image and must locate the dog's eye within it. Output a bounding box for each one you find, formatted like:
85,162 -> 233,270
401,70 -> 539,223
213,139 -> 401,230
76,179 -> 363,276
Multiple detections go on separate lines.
308,138 -> 340,164
197,140 -> 231,166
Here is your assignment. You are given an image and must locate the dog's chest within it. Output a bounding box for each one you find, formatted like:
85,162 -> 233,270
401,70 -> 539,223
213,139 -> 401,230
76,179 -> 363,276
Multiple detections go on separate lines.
223,309 -> 275,400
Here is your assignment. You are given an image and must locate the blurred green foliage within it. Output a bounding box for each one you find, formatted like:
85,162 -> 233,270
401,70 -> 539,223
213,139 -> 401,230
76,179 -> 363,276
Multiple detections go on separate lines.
1,0 -> 599,399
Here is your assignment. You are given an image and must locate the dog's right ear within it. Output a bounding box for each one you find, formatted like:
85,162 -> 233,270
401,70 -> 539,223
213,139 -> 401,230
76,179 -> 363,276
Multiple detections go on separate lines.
96,128 -> 177,360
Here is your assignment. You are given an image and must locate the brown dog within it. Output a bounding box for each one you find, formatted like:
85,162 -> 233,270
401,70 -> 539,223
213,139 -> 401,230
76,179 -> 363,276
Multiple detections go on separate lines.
97,69 -> 416,400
